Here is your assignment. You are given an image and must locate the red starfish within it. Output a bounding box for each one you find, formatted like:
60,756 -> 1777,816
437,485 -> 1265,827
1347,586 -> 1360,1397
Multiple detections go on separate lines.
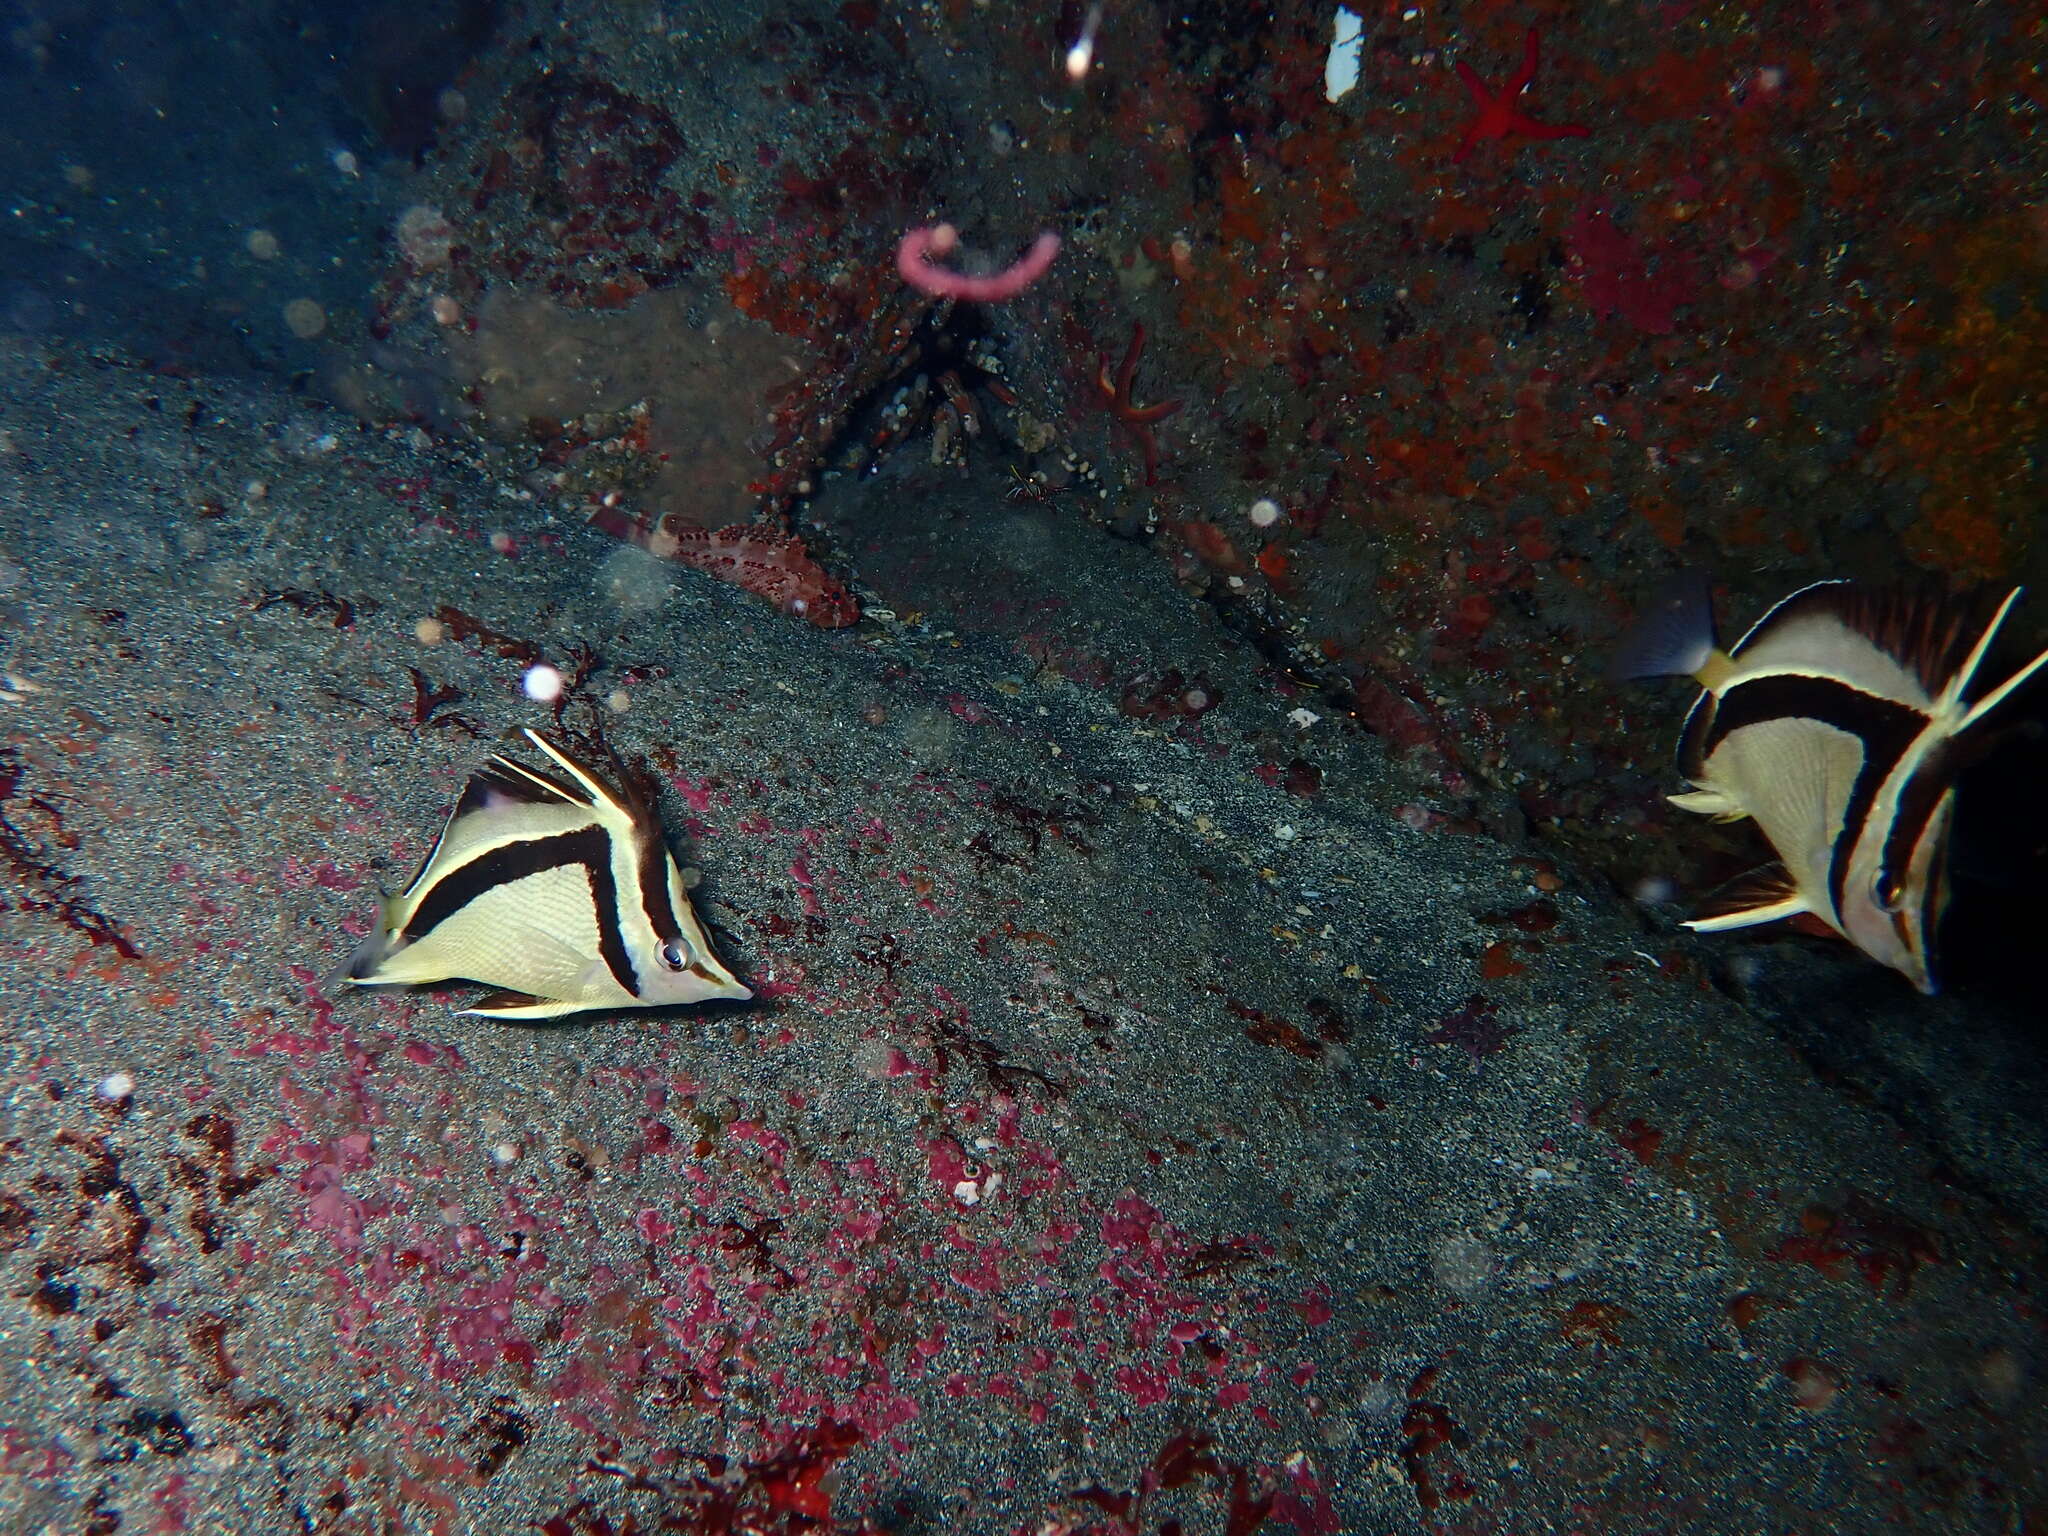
1095,321 -> 1182,485
1451,27 -> 1590,162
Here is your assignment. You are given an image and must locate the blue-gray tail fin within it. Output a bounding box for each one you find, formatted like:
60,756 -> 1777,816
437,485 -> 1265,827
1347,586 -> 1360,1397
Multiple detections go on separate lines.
1608,568 -> 1717,683
321,895 -> 400,998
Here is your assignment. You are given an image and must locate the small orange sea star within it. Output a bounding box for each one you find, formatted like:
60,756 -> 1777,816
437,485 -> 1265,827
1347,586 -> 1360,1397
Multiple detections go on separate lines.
1095,322 -> 1182,485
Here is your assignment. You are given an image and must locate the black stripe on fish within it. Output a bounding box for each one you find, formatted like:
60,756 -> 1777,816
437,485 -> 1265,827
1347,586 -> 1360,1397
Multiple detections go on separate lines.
591,743 -> 689,958
1700,673 -> 1928,921
638,831 -> 685,954
1868,681 -> 2036,916
401,825 -> 640,998
501,730 -> 702,980
1675,689 -> 1720,783
1912,838 -> 1952,986
591,856 -> 646,1001
564,733 -> 695,967
392,757 -> 589,903
1873,741 -> 1959,913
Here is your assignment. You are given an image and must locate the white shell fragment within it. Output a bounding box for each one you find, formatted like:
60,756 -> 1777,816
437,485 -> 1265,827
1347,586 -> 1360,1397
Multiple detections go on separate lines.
1325,7 -> 1364,103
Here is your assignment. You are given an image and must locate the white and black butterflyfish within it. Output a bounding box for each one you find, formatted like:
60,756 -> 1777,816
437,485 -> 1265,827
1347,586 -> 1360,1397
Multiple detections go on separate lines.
344,728 -> 752,1019
1611,572 -> 2048,994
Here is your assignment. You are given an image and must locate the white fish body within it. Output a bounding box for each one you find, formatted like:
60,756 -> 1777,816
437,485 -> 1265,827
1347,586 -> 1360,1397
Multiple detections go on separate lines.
346,728 -> 751,1019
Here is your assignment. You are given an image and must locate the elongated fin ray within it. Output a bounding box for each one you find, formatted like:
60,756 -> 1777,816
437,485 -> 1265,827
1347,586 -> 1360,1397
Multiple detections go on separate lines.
1937,587 -> 2021,709
1865,609 -> 2048,916
467,755 -> 584,809
1955,613 -> 2048,734
478,752 -> 592,810
521,727 -> 623,807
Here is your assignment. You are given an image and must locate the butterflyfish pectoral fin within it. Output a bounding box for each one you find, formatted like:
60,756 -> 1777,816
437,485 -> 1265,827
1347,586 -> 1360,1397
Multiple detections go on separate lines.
1684,862 -> 1811,932
1667,787 -> 1744,820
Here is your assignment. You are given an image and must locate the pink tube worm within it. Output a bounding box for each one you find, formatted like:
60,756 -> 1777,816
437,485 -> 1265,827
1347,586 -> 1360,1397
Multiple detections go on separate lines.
896,224 -> 1060,303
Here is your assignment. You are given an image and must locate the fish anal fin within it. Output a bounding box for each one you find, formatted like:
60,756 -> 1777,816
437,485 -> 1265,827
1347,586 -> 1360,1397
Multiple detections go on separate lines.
1785,910 -> 1842,941
461,989 -> 585,1021
1685,862 -> 1810,932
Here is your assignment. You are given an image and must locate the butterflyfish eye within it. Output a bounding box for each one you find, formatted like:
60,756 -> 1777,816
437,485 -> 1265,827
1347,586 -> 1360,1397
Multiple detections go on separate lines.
660,941 -> 689,970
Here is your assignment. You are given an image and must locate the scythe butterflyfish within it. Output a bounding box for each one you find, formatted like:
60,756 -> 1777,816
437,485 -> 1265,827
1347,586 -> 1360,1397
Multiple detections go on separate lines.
1611,572 -> 2048,994
343,728 -> 751,1019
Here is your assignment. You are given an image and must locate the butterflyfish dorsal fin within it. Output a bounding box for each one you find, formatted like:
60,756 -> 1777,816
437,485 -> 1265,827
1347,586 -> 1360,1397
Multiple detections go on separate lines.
1727,581 -> 1999,710
474,735 -> 598,811
517,726 -> 672,846
519,727 -> 620,805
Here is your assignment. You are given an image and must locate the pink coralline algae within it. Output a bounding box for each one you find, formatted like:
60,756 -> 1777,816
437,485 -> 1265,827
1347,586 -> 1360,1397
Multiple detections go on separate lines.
1567,206 -> 1698,335
238,908 -> 1309,1523
1114,1360 -> 1173,1407
294,1132 -> 376,1250
1101,1193 -> 1165,1252
1292,1283 -> 1335,1327
1274,1451 -> 1343,1535
1426,994 -> 1519,1063
440,1277 -> 531,1373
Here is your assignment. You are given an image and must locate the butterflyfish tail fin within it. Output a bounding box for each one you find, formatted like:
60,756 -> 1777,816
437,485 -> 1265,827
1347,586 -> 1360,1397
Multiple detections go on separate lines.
321,945 -> 371,999
331,893 -> 406,993
1609,568 -> 1720,684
